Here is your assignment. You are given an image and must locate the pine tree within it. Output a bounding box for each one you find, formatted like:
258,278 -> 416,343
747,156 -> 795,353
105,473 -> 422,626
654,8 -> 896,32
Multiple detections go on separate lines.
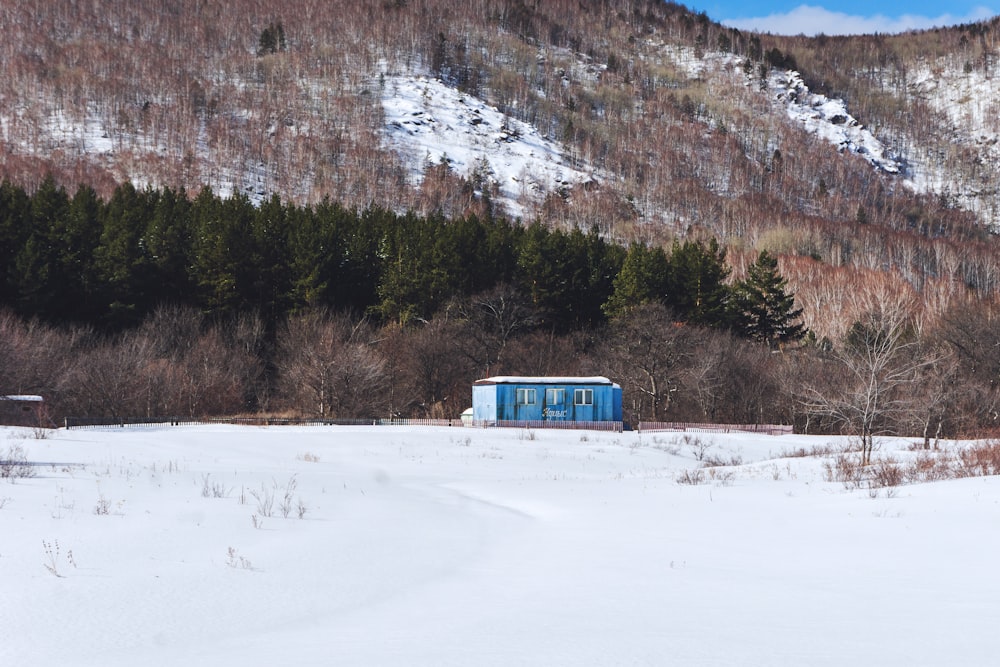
603,242 -> 670,319
0,181 -> 31,309
665,238 -> 731,328
731,250 -> 806,349
94,183 -> 155,328
257,22 -> 287,56
14,176 -> 70,321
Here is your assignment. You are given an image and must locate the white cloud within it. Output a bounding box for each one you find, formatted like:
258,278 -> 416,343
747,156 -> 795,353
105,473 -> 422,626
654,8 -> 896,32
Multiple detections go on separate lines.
723,4 -> 996,35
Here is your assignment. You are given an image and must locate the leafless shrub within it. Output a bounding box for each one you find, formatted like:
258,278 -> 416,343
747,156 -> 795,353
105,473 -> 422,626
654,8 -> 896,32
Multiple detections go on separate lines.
0,444 -> 35,481
42,539 -> 75,577
781,443 -> 840,458
248,484 -> 275,517
676,469 -> 706,485
93,494 -> 112,515
649,437 -> 681,455
908,452 -> 955,482
868,457 -> 905,489
956,440 -> 1000,478
296,498 -> 308,519
226,546 -> 253,570
278,475 -> 298,519
823,441 -> 1000,492
823,454 -> 866,489
703,453 -> 743,467
201,474 -> 231,498
676,434 -> 713,461
707,468 -> 736,485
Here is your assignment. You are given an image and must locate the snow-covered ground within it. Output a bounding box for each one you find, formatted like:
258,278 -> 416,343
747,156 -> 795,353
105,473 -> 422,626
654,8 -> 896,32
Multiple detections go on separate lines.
4,424 -> 1000,666
380,75 -> 595,219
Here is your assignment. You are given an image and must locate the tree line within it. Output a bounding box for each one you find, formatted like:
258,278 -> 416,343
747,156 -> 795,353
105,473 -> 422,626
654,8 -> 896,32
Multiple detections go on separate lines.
5,180 -> 1000,446
2,280 -> 998,447
0,178 -> 802,342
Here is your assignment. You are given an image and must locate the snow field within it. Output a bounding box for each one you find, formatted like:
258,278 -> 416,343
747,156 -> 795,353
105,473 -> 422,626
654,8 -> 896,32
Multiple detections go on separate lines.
3,425 -> 1000,666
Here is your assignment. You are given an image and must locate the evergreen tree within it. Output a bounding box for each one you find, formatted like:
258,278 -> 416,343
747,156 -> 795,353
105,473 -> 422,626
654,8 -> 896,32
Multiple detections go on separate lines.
0,181 -> 31,310
287,202 -> 336,310
257,22 -> 287,56
603,242 -> 670,319
189,188 -> 255,317
59,184 -> 103,322
249,194 -> 292,325
144,186 -> 194,308
94,183 -> 155,328
517,224 -> 622,331
731,250 -> 806,349
376,211 -> 463,324
665,238 -> 731,328
14,177 -> 71,321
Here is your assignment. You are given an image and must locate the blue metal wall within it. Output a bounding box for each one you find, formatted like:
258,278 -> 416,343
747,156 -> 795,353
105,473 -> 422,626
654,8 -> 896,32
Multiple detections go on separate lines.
472,379 -> 622,423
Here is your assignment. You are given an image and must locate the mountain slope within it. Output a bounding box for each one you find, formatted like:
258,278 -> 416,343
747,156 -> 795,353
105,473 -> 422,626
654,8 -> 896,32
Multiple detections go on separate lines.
2,0 -> 1000,334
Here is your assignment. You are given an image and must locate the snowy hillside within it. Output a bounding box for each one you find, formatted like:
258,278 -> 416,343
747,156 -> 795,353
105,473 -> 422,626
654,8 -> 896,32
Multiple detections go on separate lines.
654,44 -> 902,174
771,69 -> 902,174
906,61 -> 1000,227
380,74 -> 596,219
4,424 -> 1000,666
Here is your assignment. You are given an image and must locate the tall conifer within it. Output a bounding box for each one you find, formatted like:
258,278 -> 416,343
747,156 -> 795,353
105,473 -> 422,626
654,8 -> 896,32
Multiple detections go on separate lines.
732,250 -> 806,349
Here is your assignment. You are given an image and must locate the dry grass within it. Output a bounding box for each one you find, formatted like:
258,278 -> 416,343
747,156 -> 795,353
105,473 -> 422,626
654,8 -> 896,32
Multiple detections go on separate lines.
824,440 -> 1000,491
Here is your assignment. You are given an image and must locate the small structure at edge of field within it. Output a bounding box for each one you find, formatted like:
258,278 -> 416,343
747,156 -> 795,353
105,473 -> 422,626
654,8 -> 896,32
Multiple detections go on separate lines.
472,376 -> 622,429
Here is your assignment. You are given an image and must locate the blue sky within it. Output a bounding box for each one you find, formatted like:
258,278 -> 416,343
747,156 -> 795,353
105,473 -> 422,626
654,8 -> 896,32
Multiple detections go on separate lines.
696,0 -> 996,35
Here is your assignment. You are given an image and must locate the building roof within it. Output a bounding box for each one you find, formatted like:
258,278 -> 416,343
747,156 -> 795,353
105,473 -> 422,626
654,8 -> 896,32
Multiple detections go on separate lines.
0,395 -> 44,402
474,376 -> 618,387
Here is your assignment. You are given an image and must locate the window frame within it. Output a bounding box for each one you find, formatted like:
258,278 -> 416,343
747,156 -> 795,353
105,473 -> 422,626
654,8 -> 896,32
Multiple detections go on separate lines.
545,388 -> 565,405
516,388 -> 537,405
574,388 -> 594,406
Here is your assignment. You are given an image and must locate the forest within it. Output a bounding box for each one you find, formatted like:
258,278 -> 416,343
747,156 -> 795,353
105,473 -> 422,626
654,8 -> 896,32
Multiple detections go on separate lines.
1,178 -> 998,449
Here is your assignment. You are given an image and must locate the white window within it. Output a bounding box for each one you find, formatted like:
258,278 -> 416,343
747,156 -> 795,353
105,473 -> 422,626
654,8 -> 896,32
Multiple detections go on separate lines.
545,388 -> 565,405
516,388 -> 536,405
574,388 -> 594,406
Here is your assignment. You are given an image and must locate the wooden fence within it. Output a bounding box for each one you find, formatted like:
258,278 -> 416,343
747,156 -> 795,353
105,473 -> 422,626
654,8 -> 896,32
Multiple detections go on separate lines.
63,416 -> 788,435
637,421 -> 793,436
473,419 -> 624,433
64,416 -> 620,431
63,416 -> 466,429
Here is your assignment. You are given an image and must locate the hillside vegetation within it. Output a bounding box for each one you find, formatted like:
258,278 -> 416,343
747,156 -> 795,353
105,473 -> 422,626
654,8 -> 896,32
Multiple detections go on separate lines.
3,0 -> 1000,436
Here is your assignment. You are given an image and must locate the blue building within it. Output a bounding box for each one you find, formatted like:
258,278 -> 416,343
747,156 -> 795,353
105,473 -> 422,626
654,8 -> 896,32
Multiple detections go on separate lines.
472,376 -> 622,425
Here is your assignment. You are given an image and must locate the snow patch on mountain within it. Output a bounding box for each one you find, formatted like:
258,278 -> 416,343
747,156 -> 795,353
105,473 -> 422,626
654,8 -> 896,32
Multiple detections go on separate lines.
654,46 -> 903,176
380,74 -> 596,219
771,70 -> 901,174
904,63 -> 1000,227
911,64 -> 1000,133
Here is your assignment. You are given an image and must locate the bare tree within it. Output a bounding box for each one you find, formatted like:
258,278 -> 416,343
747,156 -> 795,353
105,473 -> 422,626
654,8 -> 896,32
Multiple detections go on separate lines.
60,331 -> 154,421
275,310 -> 388,418
910,341 -> 961,449
679,329 -> 782,424
804,282 -> 938,464
450,283 -> 537,376
605,302 -> 691,424
393,317 -> 476,418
